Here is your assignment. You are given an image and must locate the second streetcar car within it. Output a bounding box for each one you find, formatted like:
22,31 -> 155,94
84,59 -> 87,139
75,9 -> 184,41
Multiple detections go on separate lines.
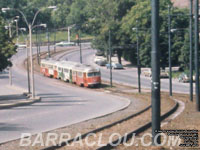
40,59 -> 101,87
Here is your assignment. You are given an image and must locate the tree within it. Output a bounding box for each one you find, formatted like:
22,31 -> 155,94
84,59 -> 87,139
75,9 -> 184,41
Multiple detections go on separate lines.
120,0 -> 189,68
0,17 -> 17,71
90,0 -> 136,64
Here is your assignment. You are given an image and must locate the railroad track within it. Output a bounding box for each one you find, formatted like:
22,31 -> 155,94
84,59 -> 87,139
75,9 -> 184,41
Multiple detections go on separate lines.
32,47 -> 182,150
40,98 -> 180,150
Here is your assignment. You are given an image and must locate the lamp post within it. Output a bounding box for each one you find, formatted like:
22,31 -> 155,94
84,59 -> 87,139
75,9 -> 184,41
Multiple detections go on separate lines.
194,0 -> 200,111
2,6 -> 56,99
132,26 -> 141,93
19,27 -> 31,94
151,0 -> 161,145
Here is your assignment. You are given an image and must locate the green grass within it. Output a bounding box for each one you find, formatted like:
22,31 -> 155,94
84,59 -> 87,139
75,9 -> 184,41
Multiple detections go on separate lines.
172,71 -> 183,79
15,31 -> 94,44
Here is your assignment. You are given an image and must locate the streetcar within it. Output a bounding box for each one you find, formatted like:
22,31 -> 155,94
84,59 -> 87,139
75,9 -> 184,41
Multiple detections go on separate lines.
40,59 -> 101,87
72,64 -> 101,87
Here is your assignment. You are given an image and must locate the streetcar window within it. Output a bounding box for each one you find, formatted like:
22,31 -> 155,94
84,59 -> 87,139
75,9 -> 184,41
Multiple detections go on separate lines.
94,72 -> 100,76
48,65 -> 53,69
58,67 -> 62,71
78,72 -> 83,77
87,73 -> 94,77
73,71 -> 76,75
64,69 -> 68,73
41,64 -> 45,67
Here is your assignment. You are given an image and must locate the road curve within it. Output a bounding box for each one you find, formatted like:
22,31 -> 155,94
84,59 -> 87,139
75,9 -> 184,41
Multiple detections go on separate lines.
0,46 -> 134,144
57,44 -> 193,94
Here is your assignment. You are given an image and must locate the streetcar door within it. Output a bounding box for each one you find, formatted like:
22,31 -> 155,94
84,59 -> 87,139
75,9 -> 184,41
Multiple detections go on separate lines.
70,70 -> 72,83
83,72 -> 87,84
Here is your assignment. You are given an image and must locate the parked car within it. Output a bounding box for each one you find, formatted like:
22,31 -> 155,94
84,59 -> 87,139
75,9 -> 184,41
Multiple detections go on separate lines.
106,63 -> 123,69
94,56 -> 104,63
96,59 -> 107,66
143,69 -> 168,78
178,73 -> 189,83
160,70 -> 169,78
95,50 -> 104,56
55,41 -> 75,47
16,44 -> 27,49
143,69 -> 152,77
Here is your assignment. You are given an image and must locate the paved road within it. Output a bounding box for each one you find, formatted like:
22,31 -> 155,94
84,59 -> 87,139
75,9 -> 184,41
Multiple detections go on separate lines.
0,46 -> 135,144
57,44 -> 193,94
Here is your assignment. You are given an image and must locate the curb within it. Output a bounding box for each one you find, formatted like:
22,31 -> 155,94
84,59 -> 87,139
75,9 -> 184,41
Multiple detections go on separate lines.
97,100 -> 179,150
0,96 -> 41,109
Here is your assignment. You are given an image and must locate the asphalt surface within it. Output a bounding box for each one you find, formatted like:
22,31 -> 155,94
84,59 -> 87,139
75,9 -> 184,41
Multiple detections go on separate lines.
57,44 -> 193,94
0,46 -> 133,144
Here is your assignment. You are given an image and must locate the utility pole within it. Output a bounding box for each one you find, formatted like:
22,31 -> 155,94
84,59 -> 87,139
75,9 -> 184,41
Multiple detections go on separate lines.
195,0 -> 200,111
36,27 -> 39,64
47,28 -> 50,57
54,28 -> 56,52
190,0 -> 193,101
109,30 -> 112,88
8,23 -> 12,86
68,27 -> 70,43
26,38 -> 31,94
15,19 -> 19,45
29,24 -> 35,99
168,5 -> 172,96
38,29 -> 41,62
151,0 -> 161,145
79,31 -> 82,64
136,21 -> 141,93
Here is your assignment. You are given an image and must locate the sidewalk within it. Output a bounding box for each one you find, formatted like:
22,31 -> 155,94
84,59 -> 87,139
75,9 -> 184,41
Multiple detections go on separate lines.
0,81 -> 41,109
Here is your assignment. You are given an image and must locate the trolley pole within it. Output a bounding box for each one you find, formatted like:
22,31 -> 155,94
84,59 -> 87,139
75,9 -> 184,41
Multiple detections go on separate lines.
189,0 -> 193,101
168,5 -> 172,96
109,30 -> 112,88
151,0 -> 161,145
194,0 -> 200,111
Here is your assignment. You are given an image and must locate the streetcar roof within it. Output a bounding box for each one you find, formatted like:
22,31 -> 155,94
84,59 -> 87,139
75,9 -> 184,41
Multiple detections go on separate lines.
41,59 -> 58,66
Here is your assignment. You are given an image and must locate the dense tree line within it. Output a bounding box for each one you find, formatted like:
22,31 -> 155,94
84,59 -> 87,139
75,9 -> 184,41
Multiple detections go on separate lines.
0,0 -> 191,70
0,17 -> 16,71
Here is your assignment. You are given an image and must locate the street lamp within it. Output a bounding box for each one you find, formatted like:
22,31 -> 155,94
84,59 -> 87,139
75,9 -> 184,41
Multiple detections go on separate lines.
2,6 -> 56,99
132,26 -> 141,93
